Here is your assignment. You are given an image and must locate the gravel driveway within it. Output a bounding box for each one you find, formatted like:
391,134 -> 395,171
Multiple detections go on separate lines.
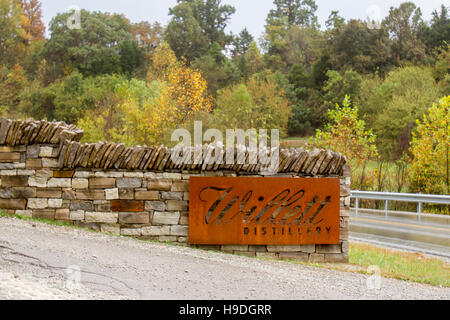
0,216 -> 448,300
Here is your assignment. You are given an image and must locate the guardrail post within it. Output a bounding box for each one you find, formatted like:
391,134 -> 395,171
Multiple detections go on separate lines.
355,198 -> 359,216
417,202 -> 422,222
384,200 -> 389,217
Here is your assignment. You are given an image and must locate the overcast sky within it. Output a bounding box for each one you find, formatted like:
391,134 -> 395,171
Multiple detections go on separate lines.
40,0 -> 447,38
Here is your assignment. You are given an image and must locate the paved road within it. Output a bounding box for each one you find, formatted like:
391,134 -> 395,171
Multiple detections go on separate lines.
0,216 -> 448,300
350,212 -> 450,259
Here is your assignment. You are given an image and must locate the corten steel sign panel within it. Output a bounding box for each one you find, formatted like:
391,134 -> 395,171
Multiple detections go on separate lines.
189,177 -> 340,245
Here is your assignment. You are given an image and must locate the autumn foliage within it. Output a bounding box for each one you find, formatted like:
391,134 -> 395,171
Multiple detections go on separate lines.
409,96 -> 450,195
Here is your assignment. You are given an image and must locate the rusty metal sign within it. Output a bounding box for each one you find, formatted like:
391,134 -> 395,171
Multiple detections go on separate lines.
189,177 -> 340,245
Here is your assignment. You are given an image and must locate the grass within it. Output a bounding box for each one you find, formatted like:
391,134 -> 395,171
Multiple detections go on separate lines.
347,243 -> 449,287
1,212 -> 448,287
268,243 -> 449,288
0,211 -> 74,228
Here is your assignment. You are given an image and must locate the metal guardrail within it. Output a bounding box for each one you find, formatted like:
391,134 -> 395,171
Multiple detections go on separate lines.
350,191 -> 450,222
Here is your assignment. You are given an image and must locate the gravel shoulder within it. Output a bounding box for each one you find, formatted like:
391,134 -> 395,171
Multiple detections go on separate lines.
0,216 -> 448,300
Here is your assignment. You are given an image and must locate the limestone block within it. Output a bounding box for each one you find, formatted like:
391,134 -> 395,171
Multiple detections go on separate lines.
166,200 -> 188,211
72,178 -> 89,189
105,188 -> 119,200
119,212 -> 150,224
85,212 -> 118,224
89,178 -> 116,189
145,201 -> 166,211
135,190 -> 159,200
117,178 -> 142,188
39,146 -> 54,158
48,198 -> 63,208
70,210 -> 85,221
170,225 -> 189,236
152,211 -> 180,225
147,179 -> 171,191
0,199 -> 27,210
142,226 -> 170,236
121,228 -> 142,236
47,178 -> 71,188
28,198 -> 48,209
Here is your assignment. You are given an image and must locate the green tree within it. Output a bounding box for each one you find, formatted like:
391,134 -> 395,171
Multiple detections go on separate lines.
263,0 -> 321,72
325,10 -> 345,30
43,10 -> 142,78
166,0 -> 235,63
267,0 -> 319,27
419,5 -> 450,54
328,19 -> 393,74
383,2 -> 426,63
409,96 -> 449,195
322,69 -> 362,111
432,46 -> 450,95
363,66 -> 442,159
192,42 -> 241,95
232,28 -> 254,57
286,64 -> 314,135
310,95 -> 378,189
213,73 -> 292,137
234,41 -> 265,80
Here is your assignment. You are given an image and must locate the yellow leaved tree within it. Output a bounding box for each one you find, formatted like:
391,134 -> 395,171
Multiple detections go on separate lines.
78,43 -> 212,146
409,96 -> 449,195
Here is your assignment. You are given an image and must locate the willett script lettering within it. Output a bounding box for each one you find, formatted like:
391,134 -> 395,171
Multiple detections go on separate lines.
199,186 -> 333,233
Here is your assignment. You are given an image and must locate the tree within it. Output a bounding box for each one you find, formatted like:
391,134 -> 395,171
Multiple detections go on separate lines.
409,96 -> 449,195
166,0 -> 235,63
433,45 -> 450,95
264,24 -> 324,73
322,69 -> 362,111
383,2 -> 426,63
148,42 -> 213,124
193,42 -> 241,95
232,28 -> 254,57
244,42 -> 265,76
130,21 -> 164,55
263,0 -> 321,72
327,19 -> 393,74
213,73 -> 292,137
267,0 -> 319,27
21,0 -> 45,42
419,5 -> 450,54
310,95 -> 378,189
129,21 -> 164,76
234,41 -> 265,80
0,64 -> 29,117
325,10 -> 345,30
75,50 -> 213,147
0,0 -> 29,67
78,78 -> 164,146
43,10 -> 142,78
286,64 -> 313,135
165,2 -> 208,62
147,42 -> 179,82
363,66 -> 442,159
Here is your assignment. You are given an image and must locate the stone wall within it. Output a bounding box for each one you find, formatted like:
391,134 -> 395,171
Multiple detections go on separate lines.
0,120 -> 351,263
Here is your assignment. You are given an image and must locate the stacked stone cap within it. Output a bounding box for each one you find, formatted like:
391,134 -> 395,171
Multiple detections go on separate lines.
0,119 -> 347,175
58,140 -> 347,175
0,119 -> 84,147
